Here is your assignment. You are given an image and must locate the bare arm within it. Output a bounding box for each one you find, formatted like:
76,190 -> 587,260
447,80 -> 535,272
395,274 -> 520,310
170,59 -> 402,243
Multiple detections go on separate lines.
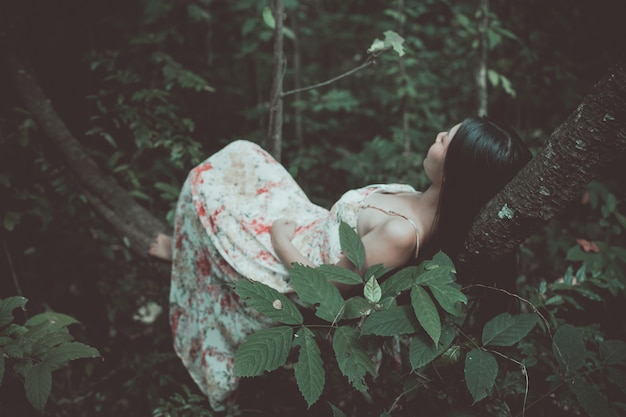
270,219 -> 317,268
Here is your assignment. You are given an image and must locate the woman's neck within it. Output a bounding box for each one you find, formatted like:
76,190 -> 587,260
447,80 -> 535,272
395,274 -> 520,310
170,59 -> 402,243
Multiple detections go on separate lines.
413,183 -> 442,238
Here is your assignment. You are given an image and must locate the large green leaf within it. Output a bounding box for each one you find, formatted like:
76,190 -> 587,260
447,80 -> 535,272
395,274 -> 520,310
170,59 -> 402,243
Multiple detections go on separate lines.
414,265 -> 455,286
600,340 -> 626,366
317,264 -> 363,285
464,349 -> 498,403
361,305 -> 420,336
411,286 -> 440,345
567,375 -> 618,417
343,297 -> 372,320
339,222 -> 365,271
380,266 -> 422,298
25,362 -> 52,412
332,327 -> 376,392
364,264 -> 392,280
234,326 -> 293,377
235,279 -> 303,325
290,264 -> 344,323
24,311 -> 80,328
409,324 -> 456,369
426,280 -> 466,316
293,327 -> 325,408
0,296 -> 28,327
41,341 -> 101,371
482,313 -> 537,347
553,324 -> 586,376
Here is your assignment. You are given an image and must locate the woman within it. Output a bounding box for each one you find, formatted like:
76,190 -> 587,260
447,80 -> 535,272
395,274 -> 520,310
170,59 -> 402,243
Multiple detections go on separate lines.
161,116 -> 531,411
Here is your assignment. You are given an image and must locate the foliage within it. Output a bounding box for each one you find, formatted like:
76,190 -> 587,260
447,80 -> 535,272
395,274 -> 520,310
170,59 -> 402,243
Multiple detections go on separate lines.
233,220 -> 626,416
0,297 -> 100,413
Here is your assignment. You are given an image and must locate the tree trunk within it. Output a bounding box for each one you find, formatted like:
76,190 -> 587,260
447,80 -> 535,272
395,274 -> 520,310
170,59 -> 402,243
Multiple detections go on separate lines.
267,0 -> 285,161
1,28 -> 168,260
461,55 -> 626,274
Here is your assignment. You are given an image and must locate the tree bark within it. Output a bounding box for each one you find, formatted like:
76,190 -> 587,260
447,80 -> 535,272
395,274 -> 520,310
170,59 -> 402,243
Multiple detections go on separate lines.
267,0 -> 285,161
461,55 -> 626,274
1,27 -> 168,259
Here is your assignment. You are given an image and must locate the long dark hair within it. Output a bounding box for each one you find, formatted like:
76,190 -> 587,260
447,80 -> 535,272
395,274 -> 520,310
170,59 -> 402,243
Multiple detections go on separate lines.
424,116 -> 532,264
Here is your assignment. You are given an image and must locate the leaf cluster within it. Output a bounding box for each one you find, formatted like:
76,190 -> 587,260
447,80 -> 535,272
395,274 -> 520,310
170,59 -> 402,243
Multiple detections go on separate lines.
0,297 -> 101,413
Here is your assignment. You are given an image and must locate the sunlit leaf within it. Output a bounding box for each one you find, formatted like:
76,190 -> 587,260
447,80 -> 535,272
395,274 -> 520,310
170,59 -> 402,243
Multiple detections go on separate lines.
364,276 -> 382,303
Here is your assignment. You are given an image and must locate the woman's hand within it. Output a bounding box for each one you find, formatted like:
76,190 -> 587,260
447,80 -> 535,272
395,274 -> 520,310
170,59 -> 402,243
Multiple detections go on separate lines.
270,219 -> 297,244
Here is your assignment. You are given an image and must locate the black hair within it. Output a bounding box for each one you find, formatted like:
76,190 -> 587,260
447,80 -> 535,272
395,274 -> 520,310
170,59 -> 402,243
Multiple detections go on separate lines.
423,116 -> 532,268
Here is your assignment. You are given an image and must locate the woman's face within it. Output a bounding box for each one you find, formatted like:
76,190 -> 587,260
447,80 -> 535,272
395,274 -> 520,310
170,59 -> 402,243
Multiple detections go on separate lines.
424,123 -> 461,185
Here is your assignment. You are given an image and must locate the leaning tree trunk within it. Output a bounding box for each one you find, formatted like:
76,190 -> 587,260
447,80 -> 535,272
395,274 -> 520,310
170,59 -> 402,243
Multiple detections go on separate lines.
461,55 -> 626,276
1,26 -> 168,260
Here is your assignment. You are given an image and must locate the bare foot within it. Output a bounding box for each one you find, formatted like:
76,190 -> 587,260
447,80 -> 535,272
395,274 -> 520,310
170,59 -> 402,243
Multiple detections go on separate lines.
149,233 -> 173,261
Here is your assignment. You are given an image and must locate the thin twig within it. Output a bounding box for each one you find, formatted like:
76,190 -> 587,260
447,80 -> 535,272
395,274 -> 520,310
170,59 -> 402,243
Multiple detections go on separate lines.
2,233 -> 23,296
488,349 -> 529,417
281,48 -> 391,98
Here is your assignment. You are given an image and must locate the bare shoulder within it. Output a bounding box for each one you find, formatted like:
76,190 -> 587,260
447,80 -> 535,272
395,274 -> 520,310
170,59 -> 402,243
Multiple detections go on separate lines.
379,217 -> 417,248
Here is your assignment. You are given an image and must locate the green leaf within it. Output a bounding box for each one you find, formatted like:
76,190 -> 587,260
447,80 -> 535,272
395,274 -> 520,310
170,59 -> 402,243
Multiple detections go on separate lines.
364,276 -> 382,303
41,341 -> 101,371
423,251 -> 456,270
411,286 -> 440,345
427,280 -> 467,316
482,313 -> 537,347
24,311 -> 81,328
235,279 -> 303,325
553,324 -> 586,376
361,305 -> 420,336
329,402 -> 348,417
343,297 -> 372,320
3,212 -> 22,232
488,69 -> 499,87
332,327 -> 376,392
567,375 -> 618,417
293,327 -> 325,408
25,362 -> 52,412
31,327 -> 73,357
234,326 -> 293,377
290,264 -> 344,323
464,349 -> 498,403
261,6 -> 295,40
409,324 -> 456,369
339,222 -> 365,270
364,264 -> 392,280
383,30 -> 405,57
0,296 -> 28,327
600,340 -> 626,366
380,266 -> 422,298
317,264 -> 363,285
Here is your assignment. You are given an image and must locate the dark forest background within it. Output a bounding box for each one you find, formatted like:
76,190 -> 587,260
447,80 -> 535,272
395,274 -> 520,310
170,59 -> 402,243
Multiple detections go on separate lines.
1,0 -> 626,416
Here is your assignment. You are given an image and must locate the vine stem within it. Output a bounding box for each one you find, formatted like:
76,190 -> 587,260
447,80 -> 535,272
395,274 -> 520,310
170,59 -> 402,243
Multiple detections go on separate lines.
487,349 -> 529,417
2,232 -> 23,296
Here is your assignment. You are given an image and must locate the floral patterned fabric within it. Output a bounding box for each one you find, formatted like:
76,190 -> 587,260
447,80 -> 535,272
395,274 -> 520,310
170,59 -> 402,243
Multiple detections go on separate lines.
169,140 -> 416,411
